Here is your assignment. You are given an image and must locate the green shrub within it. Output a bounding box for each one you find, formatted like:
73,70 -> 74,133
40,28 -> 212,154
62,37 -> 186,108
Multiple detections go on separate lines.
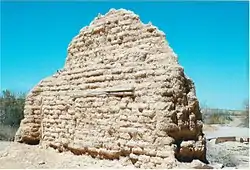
0,90 -> 26,141
207,113 -> 230,124
242,99 -> 249,128
204,109 -> 232,124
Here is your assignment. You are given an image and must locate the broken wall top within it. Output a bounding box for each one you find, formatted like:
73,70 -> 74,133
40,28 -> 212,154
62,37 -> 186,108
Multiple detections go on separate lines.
65,8 -> 179,70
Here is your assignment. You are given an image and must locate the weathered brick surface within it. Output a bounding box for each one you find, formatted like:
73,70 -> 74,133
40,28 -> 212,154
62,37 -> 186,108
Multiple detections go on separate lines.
15,9 -> 206,168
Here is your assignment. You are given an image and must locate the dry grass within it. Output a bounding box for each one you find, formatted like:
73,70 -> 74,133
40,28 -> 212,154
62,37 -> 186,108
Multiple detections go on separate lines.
204,110 -> 233,125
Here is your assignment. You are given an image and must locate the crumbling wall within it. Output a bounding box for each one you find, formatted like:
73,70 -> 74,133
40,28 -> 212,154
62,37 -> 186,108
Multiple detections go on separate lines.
16,9 -> 207,168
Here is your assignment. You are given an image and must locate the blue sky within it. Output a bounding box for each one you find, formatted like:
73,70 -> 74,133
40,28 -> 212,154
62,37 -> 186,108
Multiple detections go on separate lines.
1,1 -> 249,110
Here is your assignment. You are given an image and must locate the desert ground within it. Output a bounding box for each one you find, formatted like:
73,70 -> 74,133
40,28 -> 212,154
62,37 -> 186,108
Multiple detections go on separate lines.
0,116 -> 249,169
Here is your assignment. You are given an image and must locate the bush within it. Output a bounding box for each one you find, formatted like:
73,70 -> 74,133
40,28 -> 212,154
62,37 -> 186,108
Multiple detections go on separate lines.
0,90 -> 26,141
203,109 -> 232,125
207,112 -> 232,124
241,99 -> 249,128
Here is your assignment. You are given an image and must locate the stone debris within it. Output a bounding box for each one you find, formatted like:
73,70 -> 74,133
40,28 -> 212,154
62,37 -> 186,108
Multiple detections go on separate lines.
207,136 -> 249,144
38,161 -> 45,165
215,136 -> 249,144
15,8 -> 206,168
206,139 -> 249,168
176,159 -> 224,169
215,136 -> 236,144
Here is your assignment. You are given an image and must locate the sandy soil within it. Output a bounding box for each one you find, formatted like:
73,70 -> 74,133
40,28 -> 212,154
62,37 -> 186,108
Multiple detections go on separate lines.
204,125 -> 249,139
0,141 -> 135,169
203,124 -> 219,132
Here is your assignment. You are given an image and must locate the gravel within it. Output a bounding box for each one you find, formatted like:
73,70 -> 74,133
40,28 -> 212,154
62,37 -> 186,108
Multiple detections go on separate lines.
206,139 -> 249,168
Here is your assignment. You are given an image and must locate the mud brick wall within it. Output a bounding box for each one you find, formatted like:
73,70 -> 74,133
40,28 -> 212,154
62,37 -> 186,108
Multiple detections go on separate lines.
15,9 -> 206,168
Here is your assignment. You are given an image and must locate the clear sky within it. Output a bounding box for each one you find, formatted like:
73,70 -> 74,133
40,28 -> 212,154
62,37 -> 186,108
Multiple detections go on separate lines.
1,1 -> 249,110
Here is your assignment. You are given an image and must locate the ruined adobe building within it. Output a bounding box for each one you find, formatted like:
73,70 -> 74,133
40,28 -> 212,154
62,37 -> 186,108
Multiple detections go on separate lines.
15,9 -> 207,168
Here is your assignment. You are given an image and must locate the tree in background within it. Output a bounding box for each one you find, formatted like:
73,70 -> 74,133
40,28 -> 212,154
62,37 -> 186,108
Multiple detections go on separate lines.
200,101 -> 233,124
0,90 -> 25,127
0,90 -> 26,141
200,101 -> 209,123
242,99 -> 249,127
